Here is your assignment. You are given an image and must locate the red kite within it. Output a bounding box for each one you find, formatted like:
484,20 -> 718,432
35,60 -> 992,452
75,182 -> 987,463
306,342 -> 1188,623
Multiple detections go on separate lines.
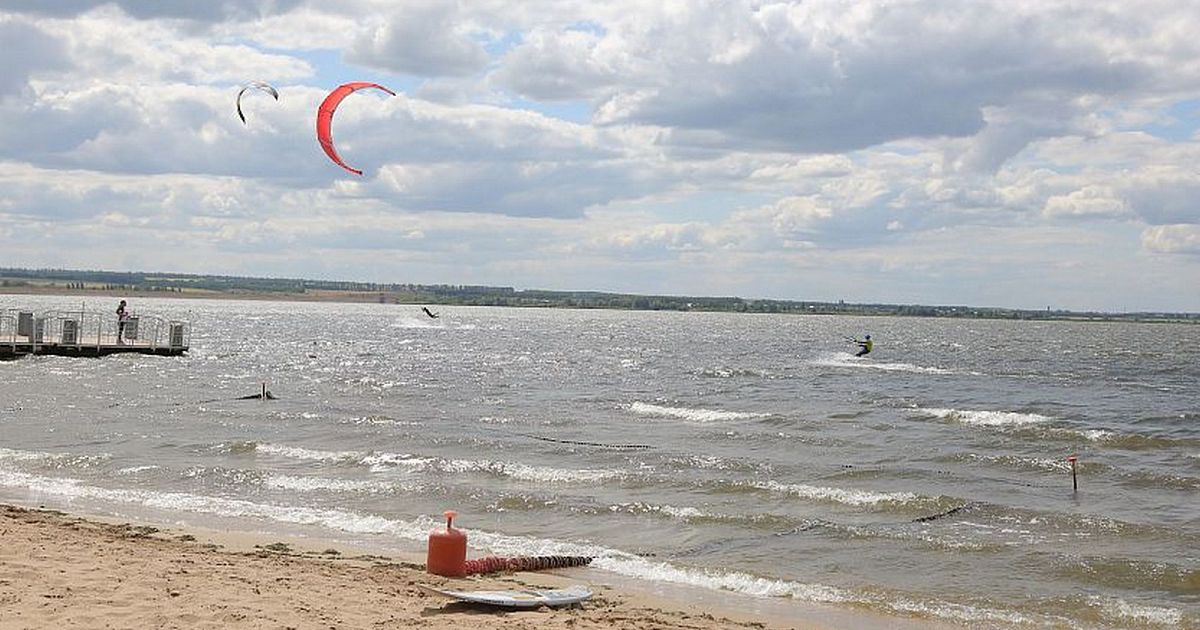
316,81 -> 396,175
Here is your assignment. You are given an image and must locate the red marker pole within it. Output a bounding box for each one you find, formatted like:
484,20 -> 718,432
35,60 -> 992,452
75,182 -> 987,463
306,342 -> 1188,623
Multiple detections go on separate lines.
1067,455 -> 1078,492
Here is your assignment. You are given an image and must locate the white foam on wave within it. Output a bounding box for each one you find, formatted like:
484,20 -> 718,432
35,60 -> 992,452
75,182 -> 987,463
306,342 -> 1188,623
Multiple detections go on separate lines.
963,453 -> 1071,473
610,502 -> 710,521
811,353 -> 958,375
256,443 -> 362,463
264,474 -> 401,494
437,459 -> 622,484
1079,428 -> 1117,441
630,402 -> 767,422
889,598 -> 1037,626
0,447 -> 57,463
0,467 -> 428,539
0,466 -> 845,605
0,466 -> 1066,626
0,447 -> 109,468
389,317 -> 441,329
116,465 -> 160,475
262,443 -> 619,484
748,480 -> 918,506
921,407 -> 1052,427
466,526 -> 854,604
1089,596 -> 1183,626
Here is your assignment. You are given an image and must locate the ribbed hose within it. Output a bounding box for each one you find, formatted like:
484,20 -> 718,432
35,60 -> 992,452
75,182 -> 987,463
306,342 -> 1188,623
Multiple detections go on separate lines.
463,555 -> 593,575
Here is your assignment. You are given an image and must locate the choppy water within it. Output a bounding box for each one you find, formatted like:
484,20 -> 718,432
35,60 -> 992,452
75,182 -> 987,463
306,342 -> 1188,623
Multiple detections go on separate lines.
1,296 -> 1197,629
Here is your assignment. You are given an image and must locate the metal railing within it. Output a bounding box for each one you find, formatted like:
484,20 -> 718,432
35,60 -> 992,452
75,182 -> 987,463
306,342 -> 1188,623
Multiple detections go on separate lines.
0,307 -> 189,352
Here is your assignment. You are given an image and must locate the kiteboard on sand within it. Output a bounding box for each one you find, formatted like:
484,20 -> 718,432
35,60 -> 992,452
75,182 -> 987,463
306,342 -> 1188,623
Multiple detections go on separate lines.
419,584 -> 593,608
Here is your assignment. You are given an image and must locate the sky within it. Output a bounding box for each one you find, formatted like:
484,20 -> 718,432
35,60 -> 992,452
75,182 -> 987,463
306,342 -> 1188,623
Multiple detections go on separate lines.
1,0 -> 1198,312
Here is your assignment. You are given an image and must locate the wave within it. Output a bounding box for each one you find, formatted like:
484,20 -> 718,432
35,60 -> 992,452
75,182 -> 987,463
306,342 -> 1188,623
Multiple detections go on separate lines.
1057,556 -> 1200,597
951,452 -> 1078,474
0,446 -> 110,469
0,467 -> 1173,627
264,474 -> 405,494
916,409 -> 1200,450
389,317 -> 441,329
694,366 -> 771,379
258,443 -> 621,484
919,407 -> 1052,427
256,443 -> 363,463
739,480 -> 936,509
0,466 -> 847,605
810,353 -> 960,375
630,402 -> 768,422
1088,596 -> 1183,627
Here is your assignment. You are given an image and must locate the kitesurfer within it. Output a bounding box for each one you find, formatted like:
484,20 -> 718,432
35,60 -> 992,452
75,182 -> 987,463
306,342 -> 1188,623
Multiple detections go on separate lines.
853,334 -> 872,357
422,307 -> 439,319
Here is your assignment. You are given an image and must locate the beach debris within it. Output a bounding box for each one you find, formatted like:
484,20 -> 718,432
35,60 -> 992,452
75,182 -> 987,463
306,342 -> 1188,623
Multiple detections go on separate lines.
316,81 -> 396,175
236,80 -> 279,124
911,501 -> 980,523
426,510 -> 467,577
514,432 -> 655,450
420,584 -> 593,608
464,555 -> 594,575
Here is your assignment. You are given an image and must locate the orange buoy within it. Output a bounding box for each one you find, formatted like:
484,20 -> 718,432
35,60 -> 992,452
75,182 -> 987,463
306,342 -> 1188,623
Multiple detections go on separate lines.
426,510 -> 467,577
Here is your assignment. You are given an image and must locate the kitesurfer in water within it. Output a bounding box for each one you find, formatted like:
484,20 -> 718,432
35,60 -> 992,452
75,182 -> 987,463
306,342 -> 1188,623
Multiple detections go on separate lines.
422,307 -> 439,319
853,334 -> 872,357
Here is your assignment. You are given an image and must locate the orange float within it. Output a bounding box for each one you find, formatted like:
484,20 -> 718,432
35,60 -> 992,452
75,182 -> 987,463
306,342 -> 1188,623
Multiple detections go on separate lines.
426,510 -> 467,577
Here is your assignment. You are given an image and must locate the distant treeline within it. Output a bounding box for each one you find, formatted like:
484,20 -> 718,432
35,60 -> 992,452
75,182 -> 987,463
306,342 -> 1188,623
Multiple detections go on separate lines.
1,267 -> 1196,323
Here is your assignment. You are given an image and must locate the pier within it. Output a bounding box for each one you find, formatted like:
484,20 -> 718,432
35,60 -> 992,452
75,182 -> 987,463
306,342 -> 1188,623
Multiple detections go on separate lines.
0,308 -> 189,359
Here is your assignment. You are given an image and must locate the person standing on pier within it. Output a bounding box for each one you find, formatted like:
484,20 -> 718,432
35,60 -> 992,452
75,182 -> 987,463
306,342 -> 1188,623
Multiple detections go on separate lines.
116,300 -> 128,344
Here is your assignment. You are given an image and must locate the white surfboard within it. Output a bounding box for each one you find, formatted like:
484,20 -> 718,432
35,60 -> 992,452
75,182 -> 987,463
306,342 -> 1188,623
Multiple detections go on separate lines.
420,584 -> 593,608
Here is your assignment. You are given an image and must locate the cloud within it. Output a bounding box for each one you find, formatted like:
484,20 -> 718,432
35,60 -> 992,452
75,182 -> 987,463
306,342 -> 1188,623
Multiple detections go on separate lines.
491,0 -> 1197,162
346,2 -> 488,77
1119,169 -> 1200,225
1141,224 -> 1200,255
0,18 -> 69,98
1043,185 -> 1130,220
0,0 -> 304,22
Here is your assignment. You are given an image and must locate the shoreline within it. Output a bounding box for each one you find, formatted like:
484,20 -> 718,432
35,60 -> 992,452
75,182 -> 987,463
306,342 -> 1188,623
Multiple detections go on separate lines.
2,287 -> 1194,324
0,501 -> 953,630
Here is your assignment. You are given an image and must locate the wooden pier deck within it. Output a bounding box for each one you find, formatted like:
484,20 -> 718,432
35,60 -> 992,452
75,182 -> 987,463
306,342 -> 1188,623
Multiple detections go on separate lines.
1,308 -> 189,360
0,336 -> 187,359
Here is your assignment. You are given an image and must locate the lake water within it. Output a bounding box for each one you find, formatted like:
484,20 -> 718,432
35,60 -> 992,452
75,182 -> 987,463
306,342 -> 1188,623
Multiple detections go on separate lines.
1,296 -> 1197,628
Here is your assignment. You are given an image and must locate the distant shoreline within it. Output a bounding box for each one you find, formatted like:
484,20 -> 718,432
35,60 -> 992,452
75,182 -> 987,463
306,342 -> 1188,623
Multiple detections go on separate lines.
1,277 -> 1196,324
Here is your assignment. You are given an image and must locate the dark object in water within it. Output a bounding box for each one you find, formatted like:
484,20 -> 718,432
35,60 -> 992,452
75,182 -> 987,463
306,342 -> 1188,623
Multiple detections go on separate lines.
422,307 -> 439,319
463,555 -> 593,575
234,390 -> 276,400
912,502 -> 978,523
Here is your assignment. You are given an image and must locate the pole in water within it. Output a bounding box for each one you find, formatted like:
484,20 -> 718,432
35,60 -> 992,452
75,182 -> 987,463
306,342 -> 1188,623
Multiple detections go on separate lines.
1067,454 -> 1078,492
261,382 -> 266,400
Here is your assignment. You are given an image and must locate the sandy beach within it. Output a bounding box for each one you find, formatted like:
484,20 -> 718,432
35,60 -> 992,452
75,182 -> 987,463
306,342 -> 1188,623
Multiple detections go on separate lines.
0,503 -> 858,630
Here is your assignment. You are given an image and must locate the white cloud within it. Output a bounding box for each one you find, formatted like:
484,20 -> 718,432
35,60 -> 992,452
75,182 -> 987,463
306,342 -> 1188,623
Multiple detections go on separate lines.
0,1 -> 1198,310
1043,186 -> 1131,220
347,2 -> 489,77
1142,224 -> 1200,255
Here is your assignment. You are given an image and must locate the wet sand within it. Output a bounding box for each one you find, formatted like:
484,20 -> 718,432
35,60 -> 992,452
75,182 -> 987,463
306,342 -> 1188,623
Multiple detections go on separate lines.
0,503 -> 876,630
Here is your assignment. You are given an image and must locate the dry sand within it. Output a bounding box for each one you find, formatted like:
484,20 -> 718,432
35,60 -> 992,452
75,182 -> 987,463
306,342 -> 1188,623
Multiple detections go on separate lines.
0,504 -> 859,630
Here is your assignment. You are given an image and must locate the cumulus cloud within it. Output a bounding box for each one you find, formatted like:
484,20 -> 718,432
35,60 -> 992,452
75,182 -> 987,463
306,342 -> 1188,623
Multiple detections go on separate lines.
1043,186 -> 1131,220
1142,224 -> 1200,255
347,2 -> 488,77
0,0 -> 304,22
0,0 -> 1198,310
0,18 -> 69,97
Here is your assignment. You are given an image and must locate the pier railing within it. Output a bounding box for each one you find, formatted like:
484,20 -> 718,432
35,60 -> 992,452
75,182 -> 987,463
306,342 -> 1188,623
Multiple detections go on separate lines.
0,307 -> 189,353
